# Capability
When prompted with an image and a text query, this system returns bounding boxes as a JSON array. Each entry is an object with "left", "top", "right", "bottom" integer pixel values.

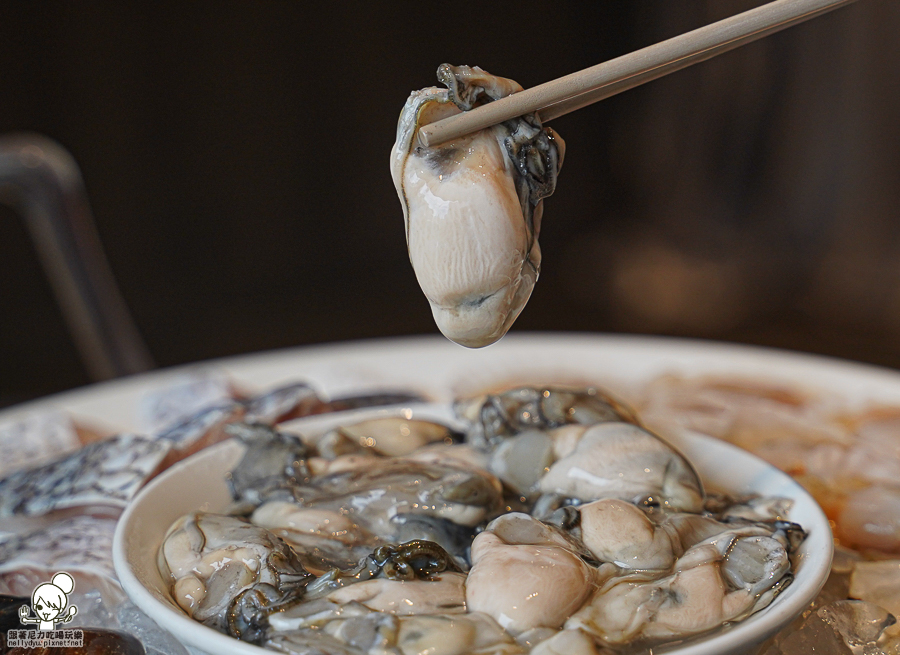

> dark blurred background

[{"left": 1, "top": 1, "right": 898, "bottom": 407}]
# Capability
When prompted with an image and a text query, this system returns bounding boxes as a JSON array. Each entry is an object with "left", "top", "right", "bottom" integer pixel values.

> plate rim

[{"left": 10, "top": 332, "right": 900, "bottom": 433}]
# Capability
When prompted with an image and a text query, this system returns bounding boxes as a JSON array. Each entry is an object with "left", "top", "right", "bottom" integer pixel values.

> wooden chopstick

[{"left": 417, "top": 0, "right": 859, "bottom": 148}]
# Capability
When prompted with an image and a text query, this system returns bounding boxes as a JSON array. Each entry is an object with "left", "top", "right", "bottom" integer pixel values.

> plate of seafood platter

[{"left": 3, "top": 334, "right": 899, "bottom": 655}]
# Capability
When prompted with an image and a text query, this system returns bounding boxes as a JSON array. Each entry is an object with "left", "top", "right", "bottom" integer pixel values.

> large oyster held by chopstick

[{"left": 391, "top": 64, "right": 565, "bottom": 348}]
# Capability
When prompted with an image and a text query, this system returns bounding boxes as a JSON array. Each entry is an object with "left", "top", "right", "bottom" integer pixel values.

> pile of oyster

[{"left": 159, "top": 387, "right": 804, "bottom": 655}]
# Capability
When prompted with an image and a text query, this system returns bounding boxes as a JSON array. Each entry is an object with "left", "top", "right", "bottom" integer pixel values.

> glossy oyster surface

[
  {"left": 159, "top": 387, "right": 805, "bottom": 653},
  {"left": 158, "top": 512, "right": 312, "bottom": 638},
  {"left": 391, "top": 65, "right": 564, "bottom": 348}
]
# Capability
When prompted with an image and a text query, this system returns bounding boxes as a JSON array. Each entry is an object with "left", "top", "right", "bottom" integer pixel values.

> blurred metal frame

[{"left": 0, "top": 133, "right": 154, "bottom": 380}]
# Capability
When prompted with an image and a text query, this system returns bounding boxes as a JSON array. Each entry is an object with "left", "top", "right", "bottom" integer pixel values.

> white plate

[
  {"left": 7, "top": 333, "right": 900, "bottom": 433},
  {"left": 106, "top": 334, "right": 842, "bottom": 655}
]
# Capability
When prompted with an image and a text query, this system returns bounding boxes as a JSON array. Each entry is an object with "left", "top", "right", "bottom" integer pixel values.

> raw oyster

[
  {"left": 316, "top": 417, "right": 459, "bottom": 458},
  {"left": 266, "top": 601, "right": 522, "bottom": 655},
  {"left": 251, "top": 502, "right": 378, "bottom": 573},
  {"left": 267, "top": 604, "right": 399, "bottom": 655},
  {"left": 457, "top": 386, "right": 700, "bottom": 511},
  {"left": 539, "top": 422, "right": 704, "bottom": 512},
  {"left": 326, "top": 571, "right": 467, "bottom": 615},
  {"left": 158, "top": 512, "right": 312, "bottom": 639},
  {"left": 157, "top": 387, "right": 430, "bottom": 468},
  {"left": 282, "top": 458, "right": 501, "bottom": 564},
  {"left": 567, "top": 517, "right": 796, "bottom": 646},
  {"left": 395, "top": 612, "right": 524, "bottom": 655},
  {"left": 457, "top": 386, "right": 638, "bottom": 448},
  {"left": 489, "top": 430, "right": 555, "bottom": 497},
  {"left": 159, "top": 385, "right": 806, "bottom": 653},
  {"left": 466, "top": 513, "right": 596, "bottom": 635},
  {"left": 529, "top": 629, "right": 601, "bottom": 655},
  {"left": 225, "top": 423, "right": 312, "bottom": 508},
  {"left": 229, "top": 423, "right": 502, "bottom": 567},
  {"left": 458, "top": 386, "right": 646, "bottom": 503},
  {"left": 404, "top": 442, "right": 490, "bottom": 473},
  {"left": 225, "top": 539, "right": 469, "bottom": 647},
  {"left": 391, "top": 64, "right": 564, "bottom": 348},
  {"left": 578, "top": 499, "right": 675, "bottom": 570}
]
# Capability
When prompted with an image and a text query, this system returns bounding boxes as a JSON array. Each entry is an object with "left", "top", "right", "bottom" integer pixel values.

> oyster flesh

[
  {"left": 158, "top": 512, "right": 311, "bottom": 639},
  {"left": 159, "top": 386, "right": 806, "bottom": 654},
  {"left": 391, "top": 64, "right": 564, "bottom": 348}
]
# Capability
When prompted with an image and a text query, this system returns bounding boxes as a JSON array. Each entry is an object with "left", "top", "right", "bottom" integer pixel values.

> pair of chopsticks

[{"left": 417, "top": 0, "right": 859, "bottom": 148}]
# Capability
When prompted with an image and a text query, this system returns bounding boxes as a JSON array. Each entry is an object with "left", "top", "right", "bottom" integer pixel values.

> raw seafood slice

[
  {"left": 138, "top": 370, "right": 237, "bottom": 435},
  {"left": 0, "top": 410, "right": 82, "bottom": 479},
  {"left": 0, "top": 514, "right": 121, "bottom": 604},
  {"left": 0, "top": 434, "right": 170, "bottom": 517}
]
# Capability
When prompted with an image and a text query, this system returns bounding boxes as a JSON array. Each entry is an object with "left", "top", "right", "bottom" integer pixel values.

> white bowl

[{"left": 114, "top": 398, "right": 832, "bottom": 655}]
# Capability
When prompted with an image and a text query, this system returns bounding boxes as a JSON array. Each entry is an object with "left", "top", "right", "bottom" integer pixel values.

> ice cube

[
  {"left": 116, "top": 601, "right": 190, "bottom": 655},
  {"left": 819, "top": 600, "right": 896, "bottom": 652},
  {"left": 850, "top": 561, "right": 900, "bottom": 617},
  {"left": 763, "top": 606, "right": 853, "bottom": 655},
  {"left": 850, "top": 560, "right": 900, "bottom": 642}
]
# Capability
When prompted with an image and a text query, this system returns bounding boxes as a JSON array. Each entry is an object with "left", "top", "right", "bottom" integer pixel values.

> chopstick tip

[{"left": 416, "top": 126, "right": 434, "bottom": 149}]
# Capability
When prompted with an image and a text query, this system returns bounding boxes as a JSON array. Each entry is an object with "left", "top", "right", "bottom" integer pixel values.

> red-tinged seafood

[
  {"left": 837, "top": 485, "right": 900, "bottom": 553},
  {"left": 391, "top": 65, "right": 564, "bottom": 348},
  {"left": 637, "top": 375, "right": 900, "bottom": 556}
]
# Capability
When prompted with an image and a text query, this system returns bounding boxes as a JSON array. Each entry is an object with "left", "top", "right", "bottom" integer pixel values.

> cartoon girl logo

[{"left": 18, "top": 571, "right": 78, "bottom": 631}]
